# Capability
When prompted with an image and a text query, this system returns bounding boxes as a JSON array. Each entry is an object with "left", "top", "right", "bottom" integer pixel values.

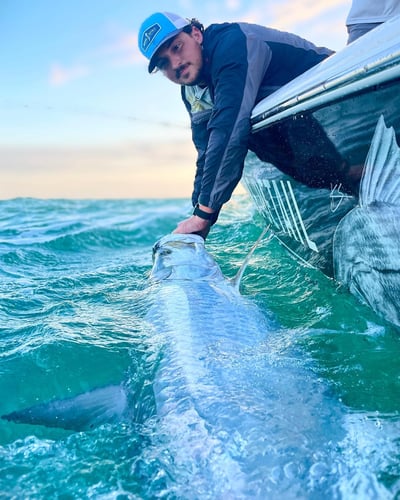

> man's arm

[{"left": 198, "top": 24, "right": 271, "bottom": 211}]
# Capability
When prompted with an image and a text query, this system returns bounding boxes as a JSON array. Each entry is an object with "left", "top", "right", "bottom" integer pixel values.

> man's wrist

[{"left": 193, "top": 203, "right": 214, "bottom": 221}]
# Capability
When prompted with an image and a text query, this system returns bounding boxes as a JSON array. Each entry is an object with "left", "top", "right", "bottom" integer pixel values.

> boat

[{"left": 242, "top": 15, "right": 400, "bottom": 326}]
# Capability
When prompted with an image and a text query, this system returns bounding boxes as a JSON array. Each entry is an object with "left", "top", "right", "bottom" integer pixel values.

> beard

[{"left": 176, "top": 62, "right": 205, "bottom": 86}]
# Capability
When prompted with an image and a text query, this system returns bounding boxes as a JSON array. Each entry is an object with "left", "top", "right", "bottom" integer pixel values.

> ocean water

[{"left": 0, "top": 195, "right": 400, "bottom": 498}]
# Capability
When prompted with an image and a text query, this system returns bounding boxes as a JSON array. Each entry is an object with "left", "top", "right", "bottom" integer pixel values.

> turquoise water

[{"left": 0, "top": 195, "right": 400, "bottom": 498}]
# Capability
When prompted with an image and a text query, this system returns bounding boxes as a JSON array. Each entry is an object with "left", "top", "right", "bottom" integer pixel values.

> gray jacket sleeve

[{"left": 198, "top": 26, "right": 271, "bottom": 211}]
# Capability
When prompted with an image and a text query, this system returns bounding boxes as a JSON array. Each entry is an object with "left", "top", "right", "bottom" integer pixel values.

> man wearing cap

[{"left": 138, "top": 12, "right": 333, "bottom": 238}]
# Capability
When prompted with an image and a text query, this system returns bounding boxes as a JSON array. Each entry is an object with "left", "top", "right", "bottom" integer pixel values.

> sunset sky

[{"left": 1, "top": 0, "right": 350, "bottom": 199}]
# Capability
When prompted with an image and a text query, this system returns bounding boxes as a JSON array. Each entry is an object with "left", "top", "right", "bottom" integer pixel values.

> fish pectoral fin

[{"left": 2, "top": 384, "right": 128, "bottom": 432}]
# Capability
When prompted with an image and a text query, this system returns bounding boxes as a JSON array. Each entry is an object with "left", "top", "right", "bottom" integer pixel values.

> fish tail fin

[
  {"left": 232, "top": 225, "right": 273, "bottom": 291},
  {"left": 360, "top": 115, "right": 400, "bottom": 207},
  {"left": 1, "top": 384, "right": 129, "bottom": 431}
]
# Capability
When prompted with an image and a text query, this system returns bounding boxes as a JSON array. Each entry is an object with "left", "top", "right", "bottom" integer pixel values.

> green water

[{"left": 0, "top": 195, "right": 399, "bottom": 498}]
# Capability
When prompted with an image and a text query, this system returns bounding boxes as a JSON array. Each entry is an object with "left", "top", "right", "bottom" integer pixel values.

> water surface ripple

[{"left": 0, "top": 196, "right": 399, "bottom": 498}]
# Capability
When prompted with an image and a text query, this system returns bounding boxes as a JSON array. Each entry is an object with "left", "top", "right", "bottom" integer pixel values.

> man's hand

[{"left": 173, "top": 215, "right": 211, "bottom": 239}]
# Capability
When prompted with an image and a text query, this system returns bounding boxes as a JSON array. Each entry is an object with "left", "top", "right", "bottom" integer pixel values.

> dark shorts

[{"left": 346, "top": 22, "right": 381, "bottom": 44}]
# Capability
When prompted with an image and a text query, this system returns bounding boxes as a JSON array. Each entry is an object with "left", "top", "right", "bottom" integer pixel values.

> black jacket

[{"left": 181, "top": 22, "right": 333, "bottom": 213}]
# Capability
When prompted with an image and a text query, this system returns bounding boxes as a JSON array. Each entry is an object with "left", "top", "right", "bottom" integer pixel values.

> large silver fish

[
  {"left": 3, "top": 233, "right": 346, "bottom": 497},
  {"left": 334, "top": 116, "right": 400, "bottom": 327},
  {"left": 136, "top": 233, "right": 348, "bottom": 497}
]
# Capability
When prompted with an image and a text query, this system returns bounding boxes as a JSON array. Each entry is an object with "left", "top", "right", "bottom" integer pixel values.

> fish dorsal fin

[
  {"left": 231, "top": 225, "right": 273, "bottom": 292},
  {"left": 360, "top": 115, "right": 400, "bottom": 207}
]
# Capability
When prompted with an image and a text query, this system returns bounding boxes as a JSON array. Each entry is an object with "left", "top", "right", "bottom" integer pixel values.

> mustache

[{"left": 175, "top": 63, "right": 189, "bottom": 79}]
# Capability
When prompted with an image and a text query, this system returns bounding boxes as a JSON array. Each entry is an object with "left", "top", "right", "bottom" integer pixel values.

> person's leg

[{"left": 347, "top": 22, "right": 381, "bottom": 44}]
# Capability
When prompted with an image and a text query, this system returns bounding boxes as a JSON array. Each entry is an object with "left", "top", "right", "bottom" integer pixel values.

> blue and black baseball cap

[{"left": 138, "top": 12, "right": 191, "bottom": 73}]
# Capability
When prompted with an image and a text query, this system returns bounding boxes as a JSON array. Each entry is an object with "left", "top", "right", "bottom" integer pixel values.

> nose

[{"left": 169, "top": 53, "right": 182, "bottom": 70}]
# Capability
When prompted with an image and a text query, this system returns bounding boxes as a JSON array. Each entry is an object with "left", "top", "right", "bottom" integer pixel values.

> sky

[{"left": 1, "top": 0, "right": 350, "bottom": 199}]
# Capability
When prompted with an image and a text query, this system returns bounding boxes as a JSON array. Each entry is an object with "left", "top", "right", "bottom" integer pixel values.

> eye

[{"left": 172, "top": 40, "right": 183, "bottom": 53}]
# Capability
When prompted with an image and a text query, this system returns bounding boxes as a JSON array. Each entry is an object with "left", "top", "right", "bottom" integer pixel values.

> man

[
  {"left": 346, "top": 0, "right": 400, "bottom": 44},
  {"left": 138, "top": 12, "right": 333, "bottom": 238}
]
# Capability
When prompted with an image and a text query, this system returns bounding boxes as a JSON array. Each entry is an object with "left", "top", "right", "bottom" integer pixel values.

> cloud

[
  {"left": 225, "top": 0, "right": 241, "bottom": 11},
  {"left": 270, "top": 0, "right": 348, "bottom": 29},
  {"left": 178, "top": 0, "right": 196, "bottom": 11},
  {"left": 0, "top": 139, "right": 197, "bottom": 199},
  {"left": 237, "top": 0, "right": 348, "bottom": 50},
  {"left": 0, "top": 138, "right": 246, "bottom": 199},
  {"left": 48, "top": 29, "right": 143, "bottom": 86},
  {"left": 49, "top": 63, "right": 91, "bottom": 87},
  {"left": 98, "top": 31, "right": 143, "bottom": 67}
]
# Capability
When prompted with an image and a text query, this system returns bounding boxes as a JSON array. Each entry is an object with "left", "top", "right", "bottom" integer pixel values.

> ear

[{"left": 191, "top": 26, "right": 204, "bottom": 44}]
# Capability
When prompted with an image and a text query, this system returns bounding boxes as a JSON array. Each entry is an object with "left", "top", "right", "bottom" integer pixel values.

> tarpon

[
  {"left": 3, "top": 232, "right": 347, "bottom": 497},
  {"left": 334, "top": 116, "right": 400, "bottom": 327},
  {"left": 132, "top": 234, "right": 346, "bottom": 497}
]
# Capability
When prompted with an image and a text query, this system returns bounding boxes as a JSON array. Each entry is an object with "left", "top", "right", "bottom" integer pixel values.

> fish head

[{"left": 150, "top": 233, "right": 224, "bottom": 282}]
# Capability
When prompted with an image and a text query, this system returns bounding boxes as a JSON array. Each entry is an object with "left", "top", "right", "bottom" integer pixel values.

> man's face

[{"left": 153, "top": 27, "right": 204, "bottom": 85}]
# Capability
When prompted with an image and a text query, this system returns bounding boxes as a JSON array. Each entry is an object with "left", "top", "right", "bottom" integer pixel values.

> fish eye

[{"left": 160, "top": 248, "right": 172, "bottom": 256}]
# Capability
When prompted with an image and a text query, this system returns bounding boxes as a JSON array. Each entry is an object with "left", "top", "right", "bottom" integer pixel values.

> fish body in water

[
  {"left": 334, "top": 116, "right": 400, "bottom": 326},
  {"left": 146, "top": 234, "right": 345, "bottom": 497}
]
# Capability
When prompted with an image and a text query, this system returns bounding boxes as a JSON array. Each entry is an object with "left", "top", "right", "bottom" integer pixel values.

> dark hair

[{"left": 183, "top": 18, "right": 204, "bottom": 34}]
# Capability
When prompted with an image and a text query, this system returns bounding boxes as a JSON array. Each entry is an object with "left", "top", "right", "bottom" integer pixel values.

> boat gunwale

[
  {"left": 251, "top": 65, "right": 400, "bottom": 132},
  {"left": 251, "top": 15, "right": 400, "bottom": 131}
]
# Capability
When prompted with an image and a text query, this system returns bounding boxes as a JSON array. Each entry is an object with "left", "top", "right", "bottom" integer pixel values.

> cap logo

[{"left": 141, "top": 23, "right": 161, "bottom": 52}]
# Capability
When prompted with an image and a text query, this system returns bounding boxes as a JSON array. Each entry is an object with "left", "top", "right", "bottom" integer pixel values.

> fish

[
  {"left": 130, "top": 233, "right": 347, "bottom": 497},
  {"left": 334, "top": 115, "right": 400, "bottom": 327},
  {"left": 2, "top": 232, "right": 346, "bottom": 497}
]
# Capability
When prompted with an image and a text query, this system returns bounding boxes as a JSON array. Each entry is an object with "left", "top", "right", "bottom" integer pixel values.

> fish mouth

[
  {"left": 150, "top": 233, "right": 221, "bottom": 282},
  {"left": 152, "top": 233, "right": 205, "bottom": 257}
]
